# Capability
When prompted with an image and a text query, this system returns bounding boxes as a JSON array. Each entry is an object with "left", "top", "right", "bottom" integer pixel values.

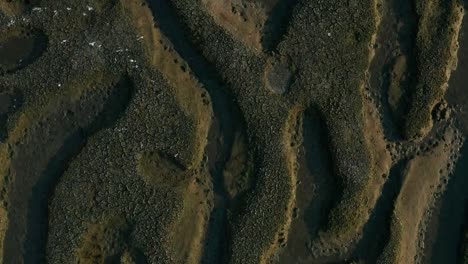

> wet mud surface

[{"left": 0, "top": 0, "right": 468, "bottom": 263}]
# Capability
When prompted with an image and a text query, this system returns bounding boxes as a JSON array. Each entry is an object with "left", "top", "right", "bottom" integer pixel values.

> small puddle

[{"left": 0, "top": 30, "right": 47, "bottom": 74}]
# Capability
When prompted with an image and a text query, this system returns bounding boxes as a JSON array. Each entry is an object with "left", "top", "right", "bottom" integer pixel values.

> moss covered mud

[{"left": 1, "top": 0, "right": 468, "bottom": 263}]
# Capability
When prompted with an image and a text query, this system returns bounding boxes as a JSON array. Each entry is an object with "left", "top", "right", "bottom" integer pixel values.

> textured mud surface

[{"left": 0, "top": 0, "right": 467, "bottom": 263}]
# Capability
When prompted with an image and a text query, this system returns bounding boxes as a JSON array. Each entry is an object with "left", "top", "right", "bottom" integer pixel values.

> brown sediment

[
  {"left": 201, "top": 0, "right": 271, "bottom": 52},
  {"left": 136, "top": 151, "right": 188, "bottom": 188},
  {"left": 0, "top": 142, "right": 10, "bottom": 263},
  {"left": 360, "top": 84, "right": 393, "bottom": 220},
  {"left": 378, "top": 127, "right": 462, "bottom": 264},
  {"left": 1, "top": 0, "right": 466, "bottom": 262},
  {"left": 369, "top": 0, "right": 383, "bottom": 64},
  {"left": 322, "top": 0, "right": 391, "bottom": 250},
  {"left": 0, "top": 0, "right": 30, "bottom": 16},
  {"left": 168, "top": 173, "right": 211, "bottom": 264},
  {"left": 122, "top": 0, "right": 212, "bottom": 169},
  {"left": 344, "top": 0, "right": 391, "bottom": 242}
]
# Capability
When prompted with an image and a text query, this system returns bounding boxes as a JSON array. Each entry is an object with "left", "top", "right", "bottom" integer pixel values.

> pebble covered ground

[{"left": 0, "top": 0, "right": 467, "bottom": 263}]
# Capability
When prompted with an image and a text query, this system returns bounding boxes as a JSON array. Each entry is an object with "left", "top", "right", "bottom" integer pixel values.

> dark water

[
  {"left": 447, "top": 3, "right": 468, "bottom": 135},
  {"left": 0, "top": 36, "right": 35, "bottom": 65},
  {"left": 428, "top": 6, "right": 468, "bottom": 263},
  {"left": 0, "top": 32, "right": 47, "bottom": 74}
]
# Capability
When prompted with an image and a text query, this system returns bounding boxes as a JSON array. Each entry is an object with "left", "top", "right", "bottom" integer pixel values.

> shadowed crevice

[
  {"left": 369, "top": 0, "right": 418, "bottom": 141},
  {"left": 302, "top": 108, "right": 340, "bottom": 241},
  {"left": 261, "top": 0, "right": 300, "bottom": 53},
  {"left": 0, "top": 89, "right": 23, "bottom": 142},
  {"left": 0, "top": 29, "right": 48, "bottom": 75},
  {"left": 145, "top": 1, "right": 256, "bottom": 262},
  {"left": 429, "top": 144, "right": 468, "bottom": 264},
  {"left": 350, "top": 160, "right": 406, "bottom": 263}
]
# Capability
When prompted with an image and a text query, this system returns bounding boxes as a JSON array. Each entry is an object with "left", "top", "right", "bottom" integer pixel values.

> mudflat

[{"left": 0, "top": 0, "right": 467, "bottom": 263}]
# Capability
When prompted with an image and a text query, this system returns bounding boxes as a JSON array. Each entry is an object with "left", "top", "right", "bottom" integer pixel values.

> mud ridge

[
  {"left": 23, "top": 130, "right": 86, "bottom": 263},
  {"left": 22, "top": 76, "right": 134, "bottom": 263},
  {"left": 145, "top": 1, "right": 255, "bottom": 262},
  {"left": 2, "top": 75, "right": 133, "bottom": 263}
]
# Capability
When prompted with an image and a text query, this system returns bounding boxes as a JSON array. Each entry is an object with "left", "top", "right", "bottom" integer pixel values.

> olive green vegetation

[
  {"left": 172, "top": 0, "right": 379, "bottom": 262},
  {"left": 0, "top": 69, "right": 124, "bottom": 262},
  {"left": 0, "top": 0, "right": 204, "bottom": 262},
  {"left": 403, "top": 0, "right": 463, "bottom": 139},
  {"left": 1, "top": 0, "right": 464, "bottom": 262}
]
